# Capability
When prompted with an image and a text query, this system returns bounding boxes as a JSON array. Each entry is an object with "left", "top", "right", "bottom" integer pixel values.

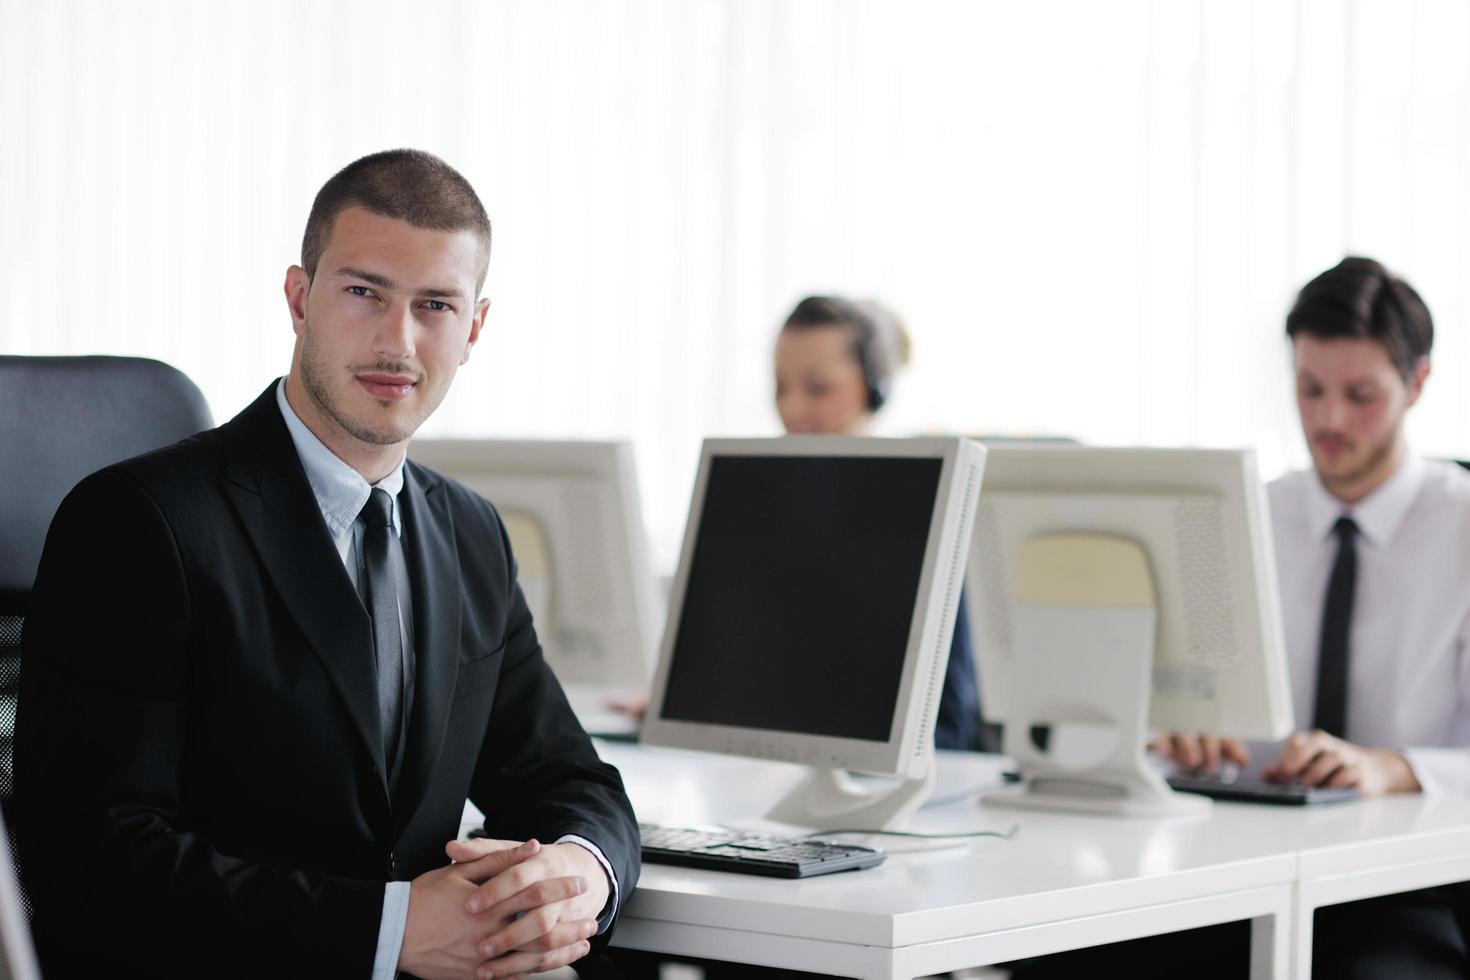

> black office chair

[{"left": 0, "top": 355, "right": 212, "bottom": 917}]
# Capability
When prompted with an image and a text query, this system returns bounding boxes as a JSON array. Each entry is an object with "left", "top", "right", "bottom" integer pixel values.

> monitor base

[
  {"left": 983, "top": 770, "right": 1211, "bottom": 818},
  {"left": 767, "top": 765, "right": 937, "bottom": 831}
]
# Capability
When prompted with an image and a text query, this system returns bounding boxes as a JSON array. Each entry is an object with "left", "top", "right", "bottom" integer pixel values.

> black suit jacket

[{"left": 16, "top": 383, "right": 640, "bottom": 977}]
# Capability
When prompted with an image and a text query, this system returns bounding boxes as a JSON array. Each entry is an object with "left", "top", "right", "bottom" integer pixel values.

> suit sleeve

[
  {"left": 465, "top": 508, "right": 641, "bottom": 943},
  {"left": 16, "top": 470, "right": 384, "bottom": 978}
]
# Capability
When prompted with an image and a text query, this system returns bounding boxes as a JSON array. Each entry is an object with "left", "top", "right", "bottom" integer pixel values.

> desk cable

[{"left": 802, "top": 824, "right": 1019, "bottom": 842}]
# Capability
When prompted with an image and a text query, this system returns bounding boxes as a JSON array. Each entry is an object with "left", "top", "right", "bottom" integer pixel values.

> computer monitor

[
  {"left": 967, "top": 445, "right": 1294, "bottom": 816},
  {"left": 641, "top": 436, "right": 987, "bottom": 830},
  {"left": 407, "top": 440, "right": 663, "bottom": 727}
]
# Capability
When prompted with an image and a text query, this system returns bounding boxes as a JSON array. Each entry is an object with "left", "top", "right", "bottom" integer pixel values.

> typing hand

[
  {"left": 398, "top": 840, "right": 564, "bottom": 980},
  {"left": 1150, "top": 733, "right": 1250, "bottom": 772},
  {"left": 1262, "top": 730, "right": 1420, "bottom": 796},
  {"left": 446, "top": 837, "right": 609, "bottom": 980},
  {"left": 609, "top": 694, "right": 648, "bottom": 723}
]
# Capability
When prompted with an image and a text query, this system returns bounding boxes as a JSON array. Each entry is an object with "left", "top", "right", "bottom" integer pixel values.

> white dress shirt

[
  {"left": 273, "top": 381, "right": 617, "bottom": 978},
  {"left": 1269, "top": 455, "right": 1470, "bottom": 796}
]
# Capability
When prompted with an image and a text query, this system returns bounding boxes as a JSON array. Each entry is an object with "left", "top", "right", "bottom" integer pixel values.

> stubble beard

[
  {"left": 298, "top": 322, "right": 422, "bottom": 447},
  {"left": 1314, "top": 422, "right": 1402, "bottom": 496}
]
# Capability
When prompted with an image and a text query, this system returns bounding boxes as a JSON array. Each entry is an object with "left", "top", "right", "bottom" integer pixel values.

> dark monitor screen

[{"left": 659, "top": 455, "right": 943, "bottom": 741}]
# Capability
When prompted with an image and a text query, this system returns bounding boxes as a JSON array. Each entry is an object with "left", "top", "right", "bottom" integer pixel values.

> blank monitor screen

[{"left": 659, "top": 455, "right": 942, "bottom": 741}]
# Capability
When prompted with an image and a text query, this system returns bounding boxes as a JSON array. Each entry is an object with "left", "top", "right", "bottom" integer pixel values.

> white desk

[
  {"left": 1289, "top": 795, "right": 1470, "bottom": 979},
  {"left": 600, "top": 743, "right": 1470, "bottom": 979}
]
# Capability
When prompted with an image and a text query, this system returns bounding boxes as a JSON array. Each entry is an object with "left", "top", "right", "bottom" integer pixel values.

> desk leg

[
  {"left": 861, "top": 957, "right": 902, "bottom": 980},
  {"left": 1249, "top": 905, "right": 1289, "bottom": 980},
  {"left": 1291, "top": 884, "right": 1314, "bottom": 980}
]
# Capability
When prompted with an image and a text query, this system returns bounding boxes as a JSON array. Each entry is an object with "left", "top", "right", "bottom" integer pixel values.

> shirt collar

[
  {"left": 274, "top": 378, "right": 405, "bottom": 539},
  {"left": 1304, "top": 454, "right": 1424, "bottom": 547}
]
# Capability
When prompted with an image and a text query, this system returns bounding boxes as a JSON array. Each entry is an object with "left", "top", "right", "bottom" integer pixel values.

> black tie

[
  {"left": 360, "top": 488, "right": 404, "bottom": 779},
  {"left": 1313, "top": 516, "right": 1358, "bottom": 738}
]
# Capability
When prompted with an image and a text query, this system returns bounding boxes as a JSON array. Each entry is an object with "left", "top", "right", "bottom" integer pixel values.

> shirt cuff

[
  {"left": 1402, "top": 746, "right": 1470, "bottom": 797},
  {"left": 556, "top": 834, "right": 619, "bottom": 933},
  {"left": 372, "top": 880, "right": 412, "bottom": 979}
]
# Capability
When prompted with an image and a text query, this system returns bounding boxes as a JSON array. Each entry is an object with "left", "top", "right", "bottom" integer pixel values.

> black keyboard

[
  {"left": 1168, "top": 771, "right": 1360, "bottom": 806},
  {"left": 639, "top": 823, "right": 886, "bottom": 878}
]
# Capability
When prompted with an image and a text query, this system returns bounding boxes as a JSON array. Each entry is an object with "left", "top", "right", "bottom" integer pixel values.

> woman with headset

[
  {"left": 610, "top": 298, "right": 993, "bottom": 980},
  {"left": 773, "top": 295, "right": 994, "bottom": 751}
]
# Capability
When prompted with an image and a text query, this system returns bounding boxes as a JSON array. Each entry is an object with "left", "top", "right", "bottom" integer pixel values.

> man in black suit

[{"left": 16, "top": 149, "right": 639, "bottom": 979}]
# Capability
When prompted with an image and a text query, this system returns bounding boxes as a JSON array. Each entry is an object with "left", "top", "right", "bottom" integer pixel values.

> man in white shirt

[{"left": 1162, "top": 256, "right": 1470, "bottom": 977}]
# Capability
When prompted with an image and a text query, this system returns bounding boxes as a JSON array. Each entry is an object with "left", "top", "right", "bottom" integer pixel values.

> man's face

[
  {"left": 284, "top": 207, "right": 488, "bottom": 452},
  {"left": 1293, "top": 334, "right": 1426, "bottom": 492}
]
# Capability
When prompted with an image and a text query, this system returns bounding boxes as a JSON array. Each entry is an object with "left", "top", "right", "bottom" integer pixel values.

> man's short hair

[
  {"left": 301, "top": 149, "right": 492, "bottom": 292},
  {"left": 1286, "top": 256, "right": 1433, "bottom": 379}
]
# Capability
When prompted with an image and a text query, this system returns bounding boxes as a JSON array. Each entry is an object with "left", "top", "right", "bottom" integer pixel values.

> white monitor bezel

[
  {"left": 641, "top": 436, "right": 986, "bottom": 778},
  {"left": 967, "top": 445, "right": 1293, "bottom": 740}
]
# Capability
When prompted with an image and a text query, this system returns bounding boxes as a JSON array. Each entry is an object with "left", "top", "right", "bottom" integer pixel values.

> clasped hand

[
  {"left": 1152, "top": 730, "right": 1420, "bottom": 796},
  {"left": 398, "top": 836, "right": 610, "bottom": 980}
]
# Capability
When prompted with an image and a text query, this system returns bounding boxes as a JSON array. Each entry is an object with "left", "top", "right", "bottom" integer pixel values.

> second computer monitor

[
  {"left": 407, "top": 439, "right": 662, "bottom": 702},
  {"left": 967, "top": 446, "right": 1294, "bottom": 816}
]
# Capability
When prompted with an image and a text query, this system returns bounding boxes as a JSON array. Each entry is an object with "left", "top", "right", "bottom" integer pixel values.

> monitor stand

[
  {"left": 767, "top": 764, "right": 937, "bottom": 831},
  {"left": 983, "top": 533, "right": 1210, "bottom": 819}
]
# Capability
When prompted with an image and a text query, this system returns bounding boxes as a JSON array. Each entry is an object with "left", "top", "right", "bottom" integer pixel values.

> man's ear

[
  {"left": 284, "top": 266, "right": 311, "bottom": 336},
  {"left": 462, "top": 297, "right": 490, "bottom": 365},
  {"left": 1406, "top": 355, "right": 1431, "bottom": 407}
]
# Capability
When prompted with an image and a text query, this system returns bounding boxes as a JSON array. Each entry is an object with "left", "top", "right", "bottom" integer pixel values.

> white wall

[{"left": 3, "top": 0, "right": 1468, "bottom": 565}]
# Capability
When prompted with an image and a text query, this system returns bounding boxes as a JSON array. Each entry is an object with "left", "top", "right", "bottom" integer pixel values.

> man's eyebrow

[
  {"left": 418, "top": 286, "right": 466, "bottom": 300},
  {"left": 333, "top": 267, "right": 464, "bottom": 300},
  {"left": 334, "top": 267, "right": 397, "bottom": 290}
]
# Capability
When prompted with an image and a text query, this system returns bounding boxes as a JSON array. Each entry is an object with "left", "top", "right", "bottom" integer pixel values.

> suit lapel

[
  {"left": 219, "top": 386, "right": 391, "bottom": 798},
  {"left": 393, "top": 461, "right": 463, "bottom": 831}
]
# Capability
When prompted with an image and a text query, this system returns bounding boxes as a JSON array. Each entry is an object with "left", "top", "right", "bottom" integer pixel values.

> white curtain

[{"left": 3, "top": 0, "right": 1468, "bottom": 566}]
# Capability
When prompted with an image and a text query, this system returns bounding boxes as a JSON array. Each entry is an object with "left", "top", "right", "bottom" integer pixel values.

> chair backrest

[
  {"left": 0, "top": 355, "right": 213, "bottom": 606},
  {"left": 0, "top": 355, "right": 212, "bottom": 929}
]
